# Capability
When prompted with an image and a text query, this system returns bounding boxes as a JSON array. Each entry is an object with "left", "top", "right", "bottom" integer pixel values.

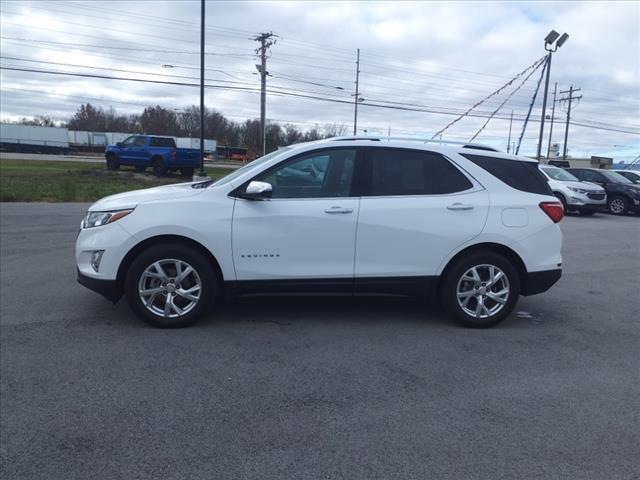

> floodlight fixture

[
  {"left": 556, "top": 33, "right": 569, "bottom": 48},
  {"left": 544, "top": 30, "right": 560, "bottom": 45}
]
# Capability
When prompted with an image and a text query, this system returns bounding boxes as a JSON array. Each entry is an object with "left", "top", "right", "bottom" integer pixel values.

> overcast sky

[{"left": 0, "top": 0, "right": 638, "bottom": 161}]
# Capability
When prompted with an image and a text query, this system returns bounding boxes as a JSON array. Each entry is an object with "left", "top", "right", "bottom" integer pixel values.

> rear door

[{"left": 354, "top": 148, "right": 489, "bottom": 288}]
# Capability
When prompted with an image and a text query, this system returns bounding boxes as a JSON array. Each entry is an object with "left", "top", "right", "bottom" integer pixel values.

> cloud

[{"left": 0, "top": 0, "right": 638, "bottom": 161}]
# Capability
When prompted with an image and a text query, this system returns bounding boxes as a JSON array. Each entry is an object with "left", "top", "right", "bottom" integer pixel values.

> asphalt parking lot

[{"left": 1, "top": 203, "right": 638, "bottom": 480}]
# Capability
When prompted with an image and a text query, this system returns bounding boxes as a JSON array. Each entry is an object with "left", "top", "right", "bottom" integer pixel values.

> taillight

[
  {"left": 171, "top": 149, "right": 176, "bottom": 160},
  {"left": 539, "top": 201, "right": 564, "bottom": 223}
]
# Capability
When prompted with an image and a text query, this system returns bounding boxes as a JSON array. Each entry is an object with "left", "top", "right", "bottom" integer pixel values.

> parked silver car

[{"left": 539, "top": 165, "right": 606, "bottom": 215}]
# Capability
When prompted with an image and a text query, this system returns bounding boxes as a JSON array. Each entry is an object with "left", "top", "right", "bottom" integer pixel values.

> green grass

[{"left": 0, "top": 159, "right": 231, "bottom": 202}]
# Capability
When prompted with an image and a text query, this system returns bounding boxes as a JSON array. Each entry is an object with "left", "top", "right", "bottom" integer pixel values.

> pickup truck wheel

[
  {"left": 106, "top": 154, "right": 119, "bottom": 171},
  {"left": 152, "top": 158, "right": 167, "bottom": 177},
  {"left": 180, "top": 167, "right": 194, "bottom": 177},
  {"left": 134, "top": 166, "right": 146, "bottom": 173},
  {"left": 441, "top": 252, "right": 520, "bottom": 328},
  {"left": 124, "top": 244, "right": 217, "bottom": 328}
]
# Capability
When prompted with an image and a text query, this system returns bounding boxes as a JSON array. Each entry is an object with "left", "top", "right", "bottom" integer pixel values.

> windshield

[
  {"left": 212, "top": 147, "right": 292, "bottom": 187},
  {"left": 601, "top": 170, "right": 633, "bottom": 184},
  {"left": 541, "top": 166, "right": 579, "bottom": 182}
]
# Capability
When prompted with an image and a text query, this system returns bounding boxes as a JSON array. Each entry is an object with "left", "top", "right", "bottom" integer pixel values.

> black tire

[
  {"left": 106, "top": 154, "right": 120, "bottom": 171},
  {"left": 180, "top": 167, "right": 195, "bottom": 178},
  {"left": 152, "top": 158, "right": 167, "bottom": 177},
  {"left": 124, "top": 244, "right": 217, "bottom": 328},
  {"left": 441, "top": 251, "right": 520, "bottom": 328},
  {"left": 134, "top": 165, "right": 146, "bottom": 173},
  {"left": 607, "top": 195, "right": 628, "bottom": 215},
  {"left": 554, "top": 192, "right": 568, "bottom": 212}
]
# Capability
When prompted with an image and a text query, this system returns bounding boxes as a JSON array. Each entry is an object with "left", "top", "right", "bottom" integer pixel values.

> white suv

[
  {"left": 539, "top": 164, "right": 607, "bottom": 215},
  {"left": 76, "top": 138, "right": 564, "bottom": 328}
]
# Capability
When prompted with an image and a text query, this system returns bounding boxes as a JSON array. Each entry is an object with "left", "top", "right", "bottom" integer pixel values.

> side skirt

[{"left": 224, "top": 276, "right": 439, "bottom": 298}]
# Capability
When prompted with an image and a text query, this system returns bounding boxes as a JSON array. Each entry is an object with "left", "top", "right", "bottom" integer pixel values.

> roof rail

[{"left": 326, "top": 135, "right": 499, "bottom": 152}]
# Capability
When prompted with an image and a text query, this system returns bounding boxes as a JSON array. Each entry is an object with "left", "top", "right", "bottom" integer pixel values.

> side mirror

[
  {"left": 116, "top": 142, "right": 123, "bottom": 147},
  {"left": 239, "top": 181, "right": 272, "bottom": 200}
]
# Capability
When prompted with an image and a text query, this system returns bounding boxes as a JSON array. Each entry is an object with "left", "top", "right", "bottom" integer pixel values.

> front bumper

[
  {"left": 77, "top": 269, "right": 121, "bottom": 303},
  {"left": 521, "top": 268, "right": 562, "bottom": 296},
  {"left": 566, "top": 191, "right": 606, "bottom": 209},
  {"left": 576, "top": 204, "right": 607, "bottom": 213}
]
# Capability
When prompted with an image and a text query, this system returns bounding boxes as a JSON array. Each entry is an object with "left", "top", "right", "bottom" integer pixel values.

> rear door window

[
  {"left": 572, "top": 169, "right": 602, "bottom": 183},
  {"left": 363, "top": 148, "right": 473, "bottom": 196},
  {"left": 460, "top": 154, "right": 552, "bottom": 195},
  {"left": 150, "top": 137, "right": 176, "bottom": 147}
]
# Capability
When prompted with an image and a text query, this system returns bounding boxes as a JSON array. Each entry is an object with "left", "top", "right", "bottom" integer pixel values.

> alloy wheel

[
  {"left": 456, "top": 264, "right": 510, "bottom": 319},
  {"left": 138, "top": 259, "right": 202, "bottom": 318},
  {"left": 609, "top": 198, "right": 625, "bottom": 214}
]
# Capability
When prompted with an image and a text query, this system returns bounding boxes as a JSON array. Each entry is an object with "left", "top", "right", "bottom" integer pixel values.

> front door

[
  {"left": 127, "top": 136, "right": 148, "bottom": 165},
  {"left": 232, "top": 148, "right": 359, "bottom": 288},
  {"left": 117, "top": 136, "right": 137, "bottom": 161}
]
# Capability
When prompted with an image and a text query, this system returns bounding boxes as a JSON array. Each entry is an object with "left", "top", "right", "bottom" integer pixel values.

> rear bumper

[
  {"left": 521, "top": 269, "right": 562, "bottom": 296},
  {"left": 77, "top": 269, "right": 120, "bottom": 303}
]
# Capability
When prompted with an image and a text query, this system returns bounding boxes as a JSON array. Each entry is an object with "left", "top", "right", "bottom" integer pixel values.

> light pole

[
  {"left": 198, "top": 0, "right": 206, "bottom": 177},
  {"left": 536, "top": 30, "right": 568, "bottom": 161}
]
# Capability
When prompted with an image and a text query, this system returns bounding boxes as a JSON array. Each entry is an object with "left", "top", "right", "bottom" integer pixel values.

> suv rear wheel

[
  {"left": 441, "top": 252, "right": 520, "bottom": 328},
  {"left": 124, "top": 244, "right": 217, "bottom": 328}
]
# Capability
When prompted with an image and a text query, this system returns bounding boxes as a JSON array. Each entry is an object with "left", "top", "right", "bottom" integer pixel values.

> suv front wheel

[
  {"left": 441, "top": 252, "right": 520, "bottom": 328},
  {"left": 124, "top": 244, "right": 217, "bottom": 327}
]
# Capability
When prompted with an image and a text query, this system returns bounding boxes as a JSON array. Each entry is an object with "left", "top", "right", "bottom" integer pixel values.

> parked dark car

[
  {"left": 105, "top": 135, "right": 200, "bottom": 177},
  {"left": 547, "top": 160, "right": 570, "bottom": 168},
  {"left": 566, "top": 168, "right": 640, "bottom": 215},
  {"left": 616, "top": 170, "right": 640, "bottom": 185}
]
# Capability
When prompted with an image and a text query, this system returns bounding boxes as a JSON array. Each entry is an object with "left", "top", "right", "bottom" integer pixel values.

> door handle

[
  {"left": 447, "top": 203, "right": 474, "bottom": 211},
  {"left": 324, "top": 206, "right": 353, "bottom": 214}
]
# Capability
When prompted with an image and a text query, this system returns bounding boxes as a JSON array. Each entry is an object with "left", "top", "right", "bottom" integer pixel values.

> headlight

[
  {"left": 83, "top": 209, "right": 133, "bottom": 228},
  {"left": 567, "top": 186, "right": 588, "bottom": 194}
]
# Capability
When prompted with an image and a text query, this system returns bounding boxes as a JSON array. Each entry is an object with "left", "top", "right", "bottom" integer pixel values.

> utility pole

[
  {"left": 197, "top": 0, "right": 206, "bottom": 177},
  {"left": 545, "top": 82, "right": 558, "bottom": 160},
  {"left": 353, "top": 48, "right": 360, "bottom": 135},
  {"left": 559, "top": 85, "right": 582, "bottom": 160},
  {"left": 254, "top": 32, "right": 277, "bottom": 156},
  {"left": 507, "top": 110, "right": 513, "bottom": 153}
]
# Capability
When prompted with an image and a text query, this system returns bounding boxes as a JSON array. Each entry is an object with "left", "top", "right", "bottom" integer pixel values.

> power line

[{"left": 2, "top": 65, "right": 638, "bottom": 136}]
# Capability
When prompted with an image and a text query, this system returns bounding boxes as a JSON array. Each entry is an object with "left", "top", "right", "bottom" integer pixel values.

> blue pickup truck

[{"left": 105, "top": 135, "right": 201, "bottom": 177}]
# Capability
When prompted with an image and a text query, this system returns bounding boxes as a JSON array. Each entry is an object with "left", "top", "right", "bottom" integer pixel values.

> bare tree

[
  {"left": 323, "top": 123, "right": 348, "bottom": 138},
  {"left": 139, "top": 105, "right": 179, "bottom": 136}
]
